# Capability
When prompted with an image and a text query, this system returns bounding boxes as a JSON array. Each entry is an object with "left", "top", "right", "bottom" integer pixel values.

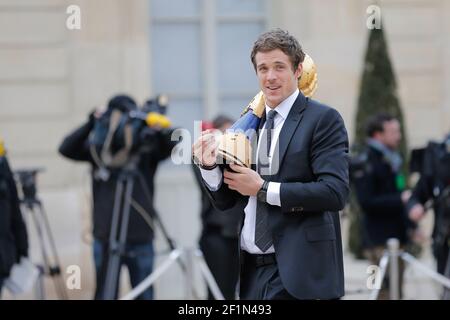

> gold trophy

[{"left": 216, "top": 54, "right": 318, "bottom": 168}]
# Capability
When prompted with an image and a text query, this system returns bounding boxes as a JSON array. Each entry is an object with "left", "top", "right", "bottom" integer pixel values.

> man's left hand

[{"left": 223, "top": 163, "right": 264, "bottom": 196}]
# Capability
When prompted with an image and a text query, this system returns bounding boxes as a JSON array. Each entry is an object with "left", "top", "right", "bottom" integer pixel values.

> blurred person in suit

[
  {"left": 0, "top": 139, "right": 28, "bottom": 296},
  {"left": 193, "top": 115, "right": 244, "bottom": 300},
  {"left": 353, "top": 113, "right": 414, "bottom": 299},
  {"left": 58, "top": 95, "right": 178, "bottom": 299}
]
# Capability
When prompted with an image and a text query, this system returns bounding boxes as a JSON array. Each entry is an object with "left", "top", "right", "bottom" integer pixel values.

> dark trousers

[
  {"left": 93, "top": 239, "right": 154, "bottom": 300},
  {"left": 0, "top": 277, "right": 4, "bottom": 298},
  {"left": 199, "top": 227, "right": 239, "bottom": 300},
  {"left": 435, "top": 240, "right": 450, "bottom": 275},
  {"left": 239, "top": 251, "right": 296, "bottom": 300}
]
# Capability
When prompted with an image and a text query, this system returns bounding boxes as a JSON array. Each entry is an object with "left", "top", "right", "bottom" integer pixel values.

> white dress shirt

[{"left": 200, "top": 89, "right": 299, "bottom": 254}]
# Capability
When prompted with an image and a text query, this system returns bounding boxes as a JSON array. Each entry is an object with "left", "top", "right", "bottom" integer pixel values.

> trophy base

[
  {"left": 217, "top": 132, "right": 253, "bottom": 168},
  {"left": 216, "top": 150, "right": 247, "bottom": 168}
]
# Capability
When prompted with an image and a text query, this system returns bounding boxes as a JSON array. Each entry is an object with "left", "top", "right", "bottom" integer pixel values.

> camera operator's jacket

[
  {"left": 0, "top": 157, "right": 28, "bottom": 276},
  {"left": 406, "top": 137, "right": 450, "bottom": 272},
  {"left": 58, "top": 118, "right": 177, "bottom": 243}
]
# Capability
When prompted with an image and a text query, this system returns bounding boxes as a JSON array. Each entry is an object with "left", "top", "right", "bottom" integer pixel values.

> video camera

[
  {"left": 410, "top": 134, "right": 450, "bottom": 183},
  {"left": 142, "top": 95, "right": 168, "bottom": 115},
  {"left": 88, "top": 94, "right": 174, "bottom": 170}
]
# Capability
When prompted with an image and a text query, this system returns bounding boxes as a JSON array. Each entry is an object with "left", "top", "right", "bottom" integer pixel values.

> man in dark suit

[
  {"left": 353, "top": 113, "right": 414, "bottom": 299},
  {"left": 0, "top": 151, "right": 28, "bottom": 295},
  {"left": 192, "top": 29, "right": 349, "bottom": 300}
]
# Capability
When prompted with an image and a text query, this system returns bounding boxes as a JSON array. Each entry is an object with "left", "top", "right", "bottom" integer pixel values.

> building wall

[
  {"left": 0, "top": 0, "right": 157, "bottom": 299},
  {"left": 271, "top": 0, "right": 450, "bottom": 147},
  {"left": 0, "top": 0, "right": 449, "bottom": 299}
]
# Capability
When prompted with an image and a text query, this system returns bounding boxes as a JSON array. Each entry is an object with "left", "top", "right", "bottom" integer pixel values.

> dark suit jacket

[
  {"left": 406, "top": 139, "right": 450, "bottom": 249},
  {"left": 353, "top": 146, "right": 410, "bottom": 247},
  {"left": 0, "top": 157, "right": 28, "bottom": 276},
  {"left": 203, "top": 92, "right": 349, "bottom": 299}
]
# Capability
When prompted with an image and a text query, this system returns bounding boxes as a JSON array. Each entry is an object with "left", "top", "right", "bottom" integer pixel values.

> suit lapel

[
  {"left": 252, "top": 111, "right": 266, "bottom": 171},
  {"left": 276, "top": 93, "right": 308, "bottom": 169},
  {"left": 258, "top": 111, "right": 266, "bottom": 130}
]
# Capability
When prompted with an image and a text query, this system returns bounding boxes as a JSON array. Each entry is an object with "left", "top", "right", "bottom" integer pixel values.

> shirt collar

[{"left": 265, "top": 88, "right": 299, "bottom": 121}]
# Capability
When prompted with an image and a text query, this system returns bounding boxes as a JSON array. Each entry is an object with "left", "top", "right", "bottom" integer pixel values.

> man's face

[
  {"left": 255, "top": 49, "right": 302, "bottom": 108},
  {"left": 376, "top": 119, "right": 402, "bottom": 150}
]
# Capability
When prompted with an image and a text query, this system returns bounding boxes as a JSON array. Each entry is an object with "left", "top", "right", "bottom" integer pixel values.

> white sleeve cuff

[
  {"left": 199, "top": 166, "right": 223, "bottom": 192},
  {"left": 267, "top": 182, "right": 281, "bottom": 206}
]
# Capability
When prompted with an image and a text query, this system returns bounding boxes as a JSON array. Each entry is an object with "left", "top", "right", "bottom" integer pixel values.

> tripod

[
  {"left": 100, "top": 156, "right": 224, "bottom": 300},
  {"left": 14, "top": 169, "right": 68, "bottom": 300},
  {"left": 100, "top": 161, "right": 141, "bottom": 300}
]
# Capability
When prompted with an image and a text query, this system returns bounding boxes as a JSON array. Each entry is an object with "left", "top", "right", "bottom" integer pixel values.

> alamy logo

[
  {"left": 366, "top": 265, "right": 382, "bottom": 290},
  {"left": 66, "top": 265, "right": 81, "bottom": 290},
  {"left": 366, "top": 5, "right": 381, "bottom": 30},
  {"left": 66, "top": 5, "right": 81, "bottom": 30}
]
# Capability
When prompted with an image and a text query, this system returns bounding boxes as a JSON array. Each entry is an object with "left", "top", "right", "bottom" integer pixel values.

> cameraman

[
  {"left": 0, "top": 140, "right": 28, "bottom": 296},
  {"left": 407, "top": 133, "right": 450, "bottom": 276},
  {"left": 58, "top": 95, "right": 177, "bottom": 300},
  {"left": 353, "top": 113, "right": 413, "bottom": 299}
]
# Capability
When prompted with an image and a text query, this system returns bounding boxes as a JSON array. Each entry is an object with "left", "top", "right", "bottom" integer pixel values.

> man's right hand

[
  {"left": 409, "top": 203, "right": 425, "bottom": 222},
  {"left": 93, "top": 105, "right": 106, "bottom": 119},
  {"left": 192, "top": 129, "right": 219, "bottom": 168},
  {"left": 89, "top": 105, "right": 106, "bottom": 123}
]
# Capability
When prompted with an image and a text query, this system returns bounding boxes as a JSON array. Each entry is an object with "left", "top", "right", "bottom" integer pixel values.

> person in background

[
  {"left": 407, "top": 132, "right": 450, "bottom": 276},
  {"left": 192, "top": 115, "right": 243, "bottom": 300},
  {"left": 0, "top": 139, "right": 28, "bottom": 297},
  {"left": 58, "top": 95, "right": 178, "bottom": 299},
  {"left": 353, "top": 113, "right": 414, "bottom": 299}
]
